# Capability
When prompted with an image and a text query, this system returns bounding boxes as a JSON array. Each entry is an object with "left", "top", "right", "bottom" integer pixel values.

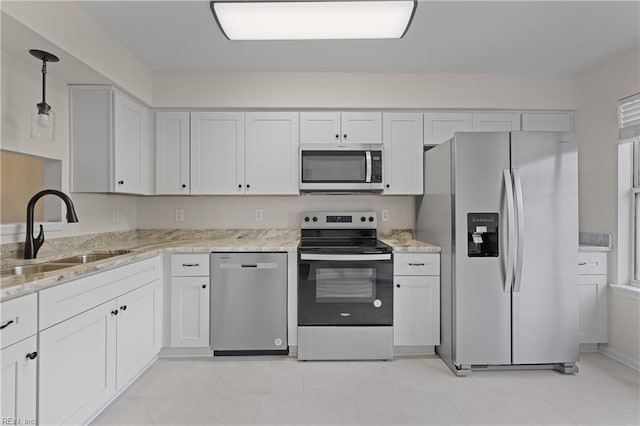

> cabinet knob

[
  {"left": 335, "top": 134, "right": 340, "bottom": 139},
  {"left": 238, "top": 184, "right": 242, "bottom": 189},
  {"left": 182, "top": 184, "right": 187, "bottom": 189},
  {"left": 111, "top": 309, "right": 119, "bottom": 316},
  {"left": 117, "top": 180, "right": 124, "bottom": 185},
  {"left": 246, "top": 184, "right": 250, "bottom": 189},
  {"left": 202, "top": 284, "right": 207, "bottom": 289},
  {"left": 26, "top": 351, "right": 38, "bottom": 360},
  {"left": 396, "top": 284, "right": 401, "bottom": 288},
  {"left": 386, "top": 184, "right": 390, "bottom": 188},
  {"left": 120, "top": 305, "right": 127, "bottom": 311},
  {"left": 343, "top": 134, "right": 348, "bottom": 139}
]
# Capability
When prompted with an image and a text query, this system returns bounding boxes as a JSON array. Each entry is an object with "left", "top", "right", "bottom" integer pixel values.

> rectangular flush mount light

[{"left": 210, "top": 0, "right": 417, "bottom": 40}]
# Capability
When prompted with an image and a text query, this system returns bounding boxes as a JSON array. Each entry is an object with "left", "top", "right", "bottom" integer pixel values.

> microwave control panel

[{"left": 371, "top": 151, "right": 383, "bottom": 183}]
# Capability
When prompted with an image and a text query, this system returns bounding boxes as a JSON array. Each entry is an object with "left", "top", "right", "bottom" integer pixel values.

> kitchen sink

[
  {"left": 1, "top": 263, "right": 74, "bottom": 276},
  {"left": 55, "top": 251, "right": 132, "bottom": 264},
  {"left": 1, "top": 250, "right": 132, "bottom": 276}
]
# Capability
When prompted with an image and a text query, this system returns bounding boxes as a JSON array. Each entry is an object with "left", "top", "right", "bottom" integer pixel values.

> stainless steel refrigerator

[{"left": 416, "top": 131, "right": 579, "bottom": 376}]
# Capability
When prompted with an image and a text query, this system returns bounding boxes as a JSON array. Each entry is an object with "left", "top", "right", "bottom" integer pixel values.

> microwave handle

[{"left": 365, "top": 151, "right": 372, "bottom": 183}]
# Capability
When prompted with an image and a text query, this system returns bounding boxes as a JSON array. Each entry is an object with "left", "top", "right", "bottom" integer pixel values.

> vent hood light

[{"left": 210, "top": 0, "right": 417, "bottom": 40}]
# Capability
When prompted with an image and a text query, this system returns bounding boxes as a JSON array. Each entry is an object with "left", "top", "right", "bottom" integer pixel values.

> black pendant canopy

[{"left": 29, "top": 49, "right": 59, "bottom": 63}]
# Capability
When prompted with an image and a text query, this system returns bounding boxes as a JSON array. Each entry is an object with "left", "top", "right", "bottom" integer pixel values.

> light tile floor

[{"left": 92, "top": 352, "right": 640, "bottom": 425}]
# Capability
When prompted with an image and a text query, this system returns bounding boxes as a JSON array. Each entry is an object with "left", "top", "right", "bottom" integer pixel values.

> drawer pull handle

[
  {"left": 408, "top": 263, "right": 425, "bottom": 266},
  {"left": 182, "top": 263, "right": 200, "bottom": 267},
  {"left": 111, "top": 309, "right": 119, "bottom": 316},
  {"left": 202, "top": 284, "right": 207, "bottom": 289},
  {"left": 578, "top": 262, "right": 587, "bottom": 266},
  {"left": 120, "top": 305, "right": 127, "bottom": 311},
  {"left": 26, "top": 351, "right": 38, "bottom": 360},
  {"left": 0, "top": 320, "right": 14, "bottom": 330}
]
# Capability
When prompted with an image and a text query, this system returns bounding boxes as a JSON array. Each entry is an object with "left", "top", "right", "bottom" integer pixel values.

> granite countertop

[{"left": 0, "top": 229, "right": 441, "bottom": 302}]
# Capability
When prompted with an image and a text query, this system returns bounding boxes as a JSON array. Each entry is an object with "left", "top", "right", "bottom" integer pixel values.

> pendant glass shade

[
  {"left": 31, "top": 108, "right": 55, "bottom": 141},
  {"left": 211, "top": 0, "right": 417, "bottom": 40}
]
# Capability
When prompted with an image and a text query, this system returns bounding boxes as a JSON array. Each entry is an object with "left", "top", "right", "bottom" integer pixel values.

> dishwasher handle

[{"left": 219, "top": 262, "right": 279, "bottom": 270}]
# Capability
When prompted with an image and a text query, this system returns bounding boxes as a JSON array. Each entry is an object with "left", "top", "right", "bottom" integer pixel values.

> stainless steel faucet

[{"left": 24, "top": 190, "right": 79, "bottom": 259}]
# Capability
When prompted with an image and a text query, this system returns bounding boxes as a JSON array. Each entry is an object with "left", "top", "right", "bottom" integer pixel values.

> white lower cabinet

[
  {"left": 578, "top": 252, "right": 608, "bottom": 345},
  {"left": 39, "top": 301, "right": 117, "bottom": 425},
  {"left": 393, "top": 253, "right": 441, "bottom": 348},
  {"left": 170, "top": 254, "right": 210, "bottom": 348},
  {"left": 1, "top": 336, "right": 38, "bottom": 424},
  {"left": 38, "top": 257, "right": 163, "bottom": 425}
]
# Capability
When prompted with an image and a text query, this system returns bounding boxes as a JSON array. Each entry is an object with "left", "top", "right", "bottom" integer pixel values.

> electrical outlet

[
  {"left": 381, "top": 210, "right": 389, "bottom": 221},
  {"left": 175, "top": 208, "right": 184, "bottom": 222},
  {"left": 112, "top": 210, "right": 120, "bottom": 224},
  {"left": 255, "top": 209, "right": 264, "bottom": 222}
]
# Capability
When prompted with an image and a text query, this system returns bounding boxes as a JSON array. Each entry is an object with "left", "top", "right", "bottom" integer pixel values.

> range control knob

[
  {"left": 368, "top": 216, "right": 374, "bottom": 222},
  {"left": 312, "top": 216, "right": 318, "bottom": 222},
  {"left": 361, "top": 216, "right": 366, "bottom": 222},
  {"left": 304, "top": 216, "right": 310, "bottom": 222}
]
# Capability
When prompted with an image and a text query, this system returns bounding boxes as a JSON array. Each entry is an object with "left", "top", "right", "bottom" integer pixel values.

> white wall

[
  {"left": 153, "top": 72, "right": 579, "bottom": 110},
  {"left": 0, "top": 49, "right": 138, "bottom": 244},
  {"left": 1, "top": 1, "right": 153, "bottom": 105},
  {"left": 576, "top": 46, "right": 640, "bottom": 365},
  {"left": 137, "top": 195, "right": 413, "bottom": 233}
]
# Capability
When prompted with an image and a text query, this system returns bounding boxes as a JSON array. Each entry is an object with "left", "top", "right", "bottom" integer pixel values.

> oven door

[{"left": 298, "top": 253, "right": 393, "bottom": 326}]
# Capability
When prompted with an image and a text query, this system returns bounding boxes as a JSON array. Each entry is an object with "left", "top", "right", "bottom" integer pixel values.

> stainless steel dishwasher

[{"left": 211, "top": 252, "right": 288, "bottom": 355}]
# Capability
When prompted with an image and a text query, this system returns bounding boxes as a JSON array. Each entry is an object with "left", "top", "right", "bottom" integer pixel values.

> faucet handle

[{"left": 35, "top": 224, "right": 45, "bottom": 248}]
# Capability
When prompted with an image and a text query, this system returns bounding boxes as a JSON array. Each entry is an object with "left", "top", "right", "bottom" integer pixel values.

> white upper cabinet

[
  {"left": 472, "top": 112, "right": 521, "bottom": 131},
  {"left": 383, "top": 113, "right": 424, "bottom": 195},
  {"left": 340, "top": 112, "right": 382, "bottom": 143},
  {"left": 300, "top": 112, "right": 381, "bottom": 144},
  {"left": 521, "top": 112, "right": 572, "bottom": 132},
  {"left": 245, "top": 112, "right": 299, "bottom": 195},
  {"left": 71, "top": 86, "right": 149, "bottom": 194},
  {"left": 155, "top": 111, "right": 190, "bottom": 195},
  {"left": 299, "top": 112, "right": 341, "bottom": 143},
  {"left": 424, "top": 112, "right": 473, "bottom": 145},
  {"left": 190, "top": 112, "right": 245, "bottom": 195}
]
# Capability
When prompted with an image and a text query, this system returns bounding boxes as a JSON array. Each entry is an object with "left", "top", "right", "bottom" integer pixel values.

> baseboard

[
  {"left": 159, "top": 346, "right": 213, "bottom": 358},
  {"left": 394, "top": 345, "right": 436, "bottom": 356},
  {"left": 580, "top": 343, "right": 599, "bottom": 352},
  {"left": 599, "top": 344, "right": 640, "bottom": 371}
]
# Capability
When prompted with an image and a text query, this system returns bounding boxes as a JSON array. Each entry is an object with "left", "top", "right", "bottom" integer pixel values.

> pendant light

[
  {"left": 29, "top": 49, "right": 59, "bottom": 141},
  {"left": 210, "top": 0, "right": 417, "bottom": 40}
]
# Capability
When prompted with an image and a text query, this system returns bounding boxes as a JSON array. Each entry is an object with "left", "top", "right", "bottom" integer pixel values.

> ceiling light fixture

[
  {"left": 210, "top": 0, "right": 417, "bottom": 40},
  {"left": 29, "top": 49, "right": 59, "bottom": 141}
]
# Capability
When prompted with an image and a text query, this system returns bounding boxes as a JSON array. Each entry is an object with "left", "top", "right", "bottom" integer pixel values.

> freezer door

[
  {"left": 510, "top": 132, "right": 579, "bottom": 364},
  {"left": 453, "top": 132, "right": 512, "bottom": 366}
]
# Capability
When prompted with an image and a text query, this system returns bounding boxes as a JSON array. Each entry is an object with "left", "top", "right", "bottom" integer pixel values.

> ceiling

[{"left": 76, "top": 1, "right": 639, "bottom": 75}]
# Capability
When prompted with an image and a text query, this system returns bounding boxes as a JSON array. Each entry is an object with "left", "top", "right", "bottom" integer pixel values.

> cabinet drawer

[
  {"left": 578, "top": 252, "right": 607, "bottom": 275},
  {"left": 39, "top": 256, "right": 162, "bottom": 330},
  {"left": 394, "top": 253, "right": 440, "bottom": 276},
  {"left": 1, "top": 293, "right": 37, "bottom": 350},
  {"left": 171, "top": 254, "right": 210, "bottom": 276}
]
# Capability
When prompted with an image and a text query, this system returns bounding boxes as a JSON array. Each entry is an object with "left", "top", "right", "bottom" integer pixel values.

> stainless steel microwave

[{"left": 300, "top": 144, "right": 383, "bottom": 193}]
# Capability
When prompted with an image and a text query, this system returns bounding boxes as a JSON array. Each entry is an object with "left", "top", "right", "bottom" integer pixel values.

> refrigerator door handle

[
  {"left": 513, "top": 168, "right": 525, "bottom": 293},
  {"left": 503, "top": 170, "right": 516, "bottom": 293}
]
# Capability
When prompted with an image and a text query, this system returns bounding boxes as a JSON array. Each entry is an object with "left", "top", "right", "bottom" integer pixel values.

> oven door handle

[{"left": 299, "top": 253, "right": 391, "bottom": 261}]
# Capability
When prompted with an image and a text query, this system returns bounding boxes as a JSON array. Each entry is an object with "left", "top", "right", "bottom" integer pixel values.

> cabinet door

[
  {"left": 1, "top": 336, "right": 37, "bottom": 424},
  {"left": 300, "top": 112, "right": 341, "bottom": 144},
  {"left": 521, "top": 112, "right": 572, "bottom": 131},
  {"left": 116, "top": 280, "right": 163, "bottom": 391},
  {"left": 340, "top": 112, "right": 382, "bottom": 144},
  {"left": 383, "top": 113, "right": 423, "bottom": 195},
  {"left": 245, "top": 112, "right": 299, "bottom": 195},
  {"left": 393, "top": 276, "right": 440, "bottom": 346},
  {"left": 191, "top": 112, "right": 245, "bottom": 194},
  {"left": 113, "top": 91, "right": 149, "bottom": 194},
  {"left": 156, "top": 111, "right": 190, "bottom": 194},
  {"left": 578, "top": 274, "right": 608, "bottom": 344},
  {"left": 472, "top": 112, "right": 521, "bottom": 131},
  {"left": 424, "top": 112, "right": 472, "bottom": 145},
  {"left": 39, "top": 301, "right": 117, "bottom": 425},
  {"left": 171, "top": 276, "right": 210, "bottom": 347}
]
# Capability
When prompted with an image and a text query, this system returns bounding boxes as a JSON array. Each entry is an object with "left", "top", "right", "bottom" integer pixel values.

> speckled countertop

[{"left": 0, "top": 229, "right": 441, "bottom": 302}]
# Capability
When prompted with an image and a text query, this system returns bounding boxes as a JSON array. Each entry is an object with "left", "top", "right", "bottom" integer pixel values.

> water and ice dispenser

[{"left": 467, "top": 213, "right": 499, "bottom": 257}]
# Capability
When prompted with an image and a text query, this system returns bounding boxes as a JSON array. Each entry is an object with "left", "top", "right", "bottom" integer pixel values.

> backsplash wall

[{"left": 137, "top": 195, "right": 414, "bottom": 233}]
